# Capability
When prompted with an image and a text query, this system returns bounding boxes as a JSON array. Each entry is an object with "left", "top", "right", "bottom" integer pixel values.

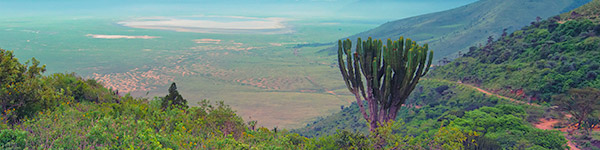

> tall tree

[
  {"left": 337, "top": 37, "right": 433, "bottom": 132},
  {"left": 0, "top": 48, "right": 47, "bottom": 123},
  {"left": 161, "top": 82, "right": 188, "bottom": 109},
  {"left": 553, "top": 88, "right": 600, "bottom": 129}
]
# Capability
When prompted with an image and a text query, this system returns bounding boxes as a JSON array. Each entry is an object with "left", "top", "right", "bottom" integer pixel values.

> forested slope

[
  {"left": 431, "top": 0, "right": 600, "bottom": 102},
  {"left": 335, "top": 0, "right": 590, "bottom": 60},
  {"left": 2, "top": 48, "right": 562, "bottom": 149},
  {"left": 295, "top": 1, "right": 600, "bottom": 149}
]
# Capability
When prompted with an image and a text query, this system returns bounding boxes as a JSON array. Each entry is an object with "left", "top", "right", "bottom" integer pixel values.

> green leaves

[
  {"left": 0, "top": 129, "right": 28, "bottom": 149},
  {"left": 161, "top": 82, "right": 188, "bottom": 110},
  {"left": 431, "top": 18, "right": 600, "bottom": 102}
]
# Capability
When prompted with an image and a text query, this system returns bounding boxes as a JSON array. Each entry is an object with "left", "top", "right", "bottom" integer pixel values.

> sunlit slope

[
  {"left": 297, "top": 0, "right": 600, "bottom": 143},
  {"left": 431, "top": 0, "right": 600, "bottom": 101},
  {"left": 339, "top": 0, "right": 590, "bottom": 60}
]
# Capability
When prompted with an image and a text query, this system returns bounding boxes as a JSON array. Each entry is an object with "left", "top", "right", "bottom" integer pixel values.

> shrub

[{"left": 0, "top": 129, "right": 28, "bottom": 149}]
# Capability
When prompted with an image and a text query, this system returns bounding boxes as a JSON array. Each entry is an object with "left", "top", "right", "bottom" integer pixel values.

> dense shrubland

[
  {"left": 1, "top": 46, "right": 568, "bottom": 149},
  {"left": 296, "top": 2, "right": 600, "bottom": 148},
  {"left": 3, "top": 1, "right": 600, "bottom": 148},
  {"left": 295, "top": 79, "right": 567, "bottom": 149},
  {"left": 0, "top": 48, "right": 489, "bottom": 149},
  {"left": 430, "top": 8, "right": 600, "bottom": 102},
  {"left": 424, "top": 3, "right": 600, "bottom": 147}
]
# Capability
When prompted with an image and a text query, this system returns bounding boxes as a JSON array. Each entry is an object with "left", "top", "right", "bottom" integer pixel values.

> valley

[
  {"left": 1, "top": 0, "right": 599, "bottom": 149},
  {"left": 0, "top": 15, "right": 376, "bottom": 128}
]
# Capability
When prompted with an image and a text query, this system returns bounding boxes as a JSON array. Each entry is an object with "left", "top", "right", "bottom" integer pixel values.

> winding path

[
  {"left": 534, "top": 118, "right": 580, "bottom": 150},
  {"left": 459, "top": 82, "right": 540, "bottom": 107},
  {"left": 424, "top": 78, "right": 578, "bottom": 149}
]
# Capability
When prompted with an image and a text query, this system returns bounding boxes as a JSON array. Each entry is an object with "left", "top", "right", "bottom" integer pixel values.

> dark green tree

[
  {"left": 73, "top": 80, "right": 87, "bottom": 101},
  {"left": 161, "top": 82, "right": 188, "bottom": 109},
  {"left": 0, "top": 48, "right": 47, "bottom": 123},
  {"left": 337, "top": 37, "right": 433, "bottom": 131},
  {"left": 553, "top": 88, "right": 600, "bottom": 130}
]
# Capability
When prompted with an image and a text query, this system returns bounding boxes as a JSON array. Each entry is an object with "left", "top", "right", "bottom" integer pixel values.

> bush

[
  {"left": 0, "top": 129, "right": 28, "bottom": 149},
  {"left": 1, "top": 49, "right": 49, "bottom": 123},
  {"left": 161, "top": 82, "right": 188, "bottom": 109}
]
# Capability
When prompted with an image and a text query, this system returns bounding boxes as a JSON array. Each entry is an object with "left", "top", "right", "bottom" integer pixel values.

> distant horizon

[
  {"left": 0, "top": 0, "right": 481, "bottom": 129},
  {"left": 0, "top": 0, "right": 478, "bottom": 24}
]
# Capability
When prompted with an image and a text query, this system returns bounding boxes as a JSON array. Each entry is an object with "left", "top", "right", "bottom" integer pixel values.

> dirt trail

[
  {"left": 424, "top": 78, "right": 578, "bottom": 149},
  {"left": 458, "top": 81, "right": 579, "bottom": 149},
  {"left": 464, "top": 82, "right": 579, "bottom": 149},
  {"left": 459, "top": 82, "right": 540, "bottom": 107},
  {"left": 424, "top": 78, "right": 539, "bottom": 106},
  {"left": 534, "top": 118, "right": 580, "bottom": 150}
]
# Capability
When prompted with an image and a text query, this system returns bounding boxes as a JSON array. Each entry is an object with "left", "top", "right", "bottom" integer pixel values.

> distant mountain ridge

[
  {"left": 336, "top": 0, "right": 478, "bottom": 22},
  {"left": 336, "top": 0, "right": 591, "bottom": 61}
]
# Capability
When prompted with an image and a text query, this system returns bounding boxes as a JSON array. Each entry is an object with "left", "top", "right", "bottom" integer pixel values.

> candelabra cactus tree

[{"left": 338, "top": 37, "right": 433, "bottom": 131}]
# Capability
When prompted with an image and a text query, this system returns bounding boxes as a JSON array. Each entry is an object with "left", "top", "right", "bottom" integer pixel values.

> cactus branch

[{"left": 337, "top": 37, "right": 433, "bottom": 132}]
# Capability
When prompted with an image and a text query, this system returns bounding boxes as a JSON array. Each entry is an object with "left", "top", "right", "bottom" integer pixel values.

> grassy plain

[{"left": 0, "top": 15, "right": 374, "bottom": 128}]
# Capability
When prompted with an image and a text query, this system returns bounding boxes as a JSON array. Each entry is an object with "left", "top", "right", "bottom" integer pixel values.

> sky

[{"left": 0, "top": 0, "right": 479, "bottom": 23}]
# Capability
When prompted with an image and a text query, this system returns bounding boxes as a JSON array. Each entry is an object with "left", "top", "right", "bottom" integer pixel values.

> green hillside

[
  {"left": 2, "top": 0, "right": 600, "bottom": 149},
  {"left": 296, "top": 1, "right": 600, "bottom": 149},
  {"left": 2, "top": 48, "right": 567, "bottom": 149},
  {"left": 293, "top": 79, "right": 527, "bottom": 137},
  {"left": 430, "top": 0, "right": 600, "bottom": 102},
  {"left": 0, "top": 48, "right": 399, "bottom": 149},
  {"left": 338, "top": 0, "right": 590, "bottom": 60},
  {"left": 293, "top": 79, "right": 567, "bottom": 149}
]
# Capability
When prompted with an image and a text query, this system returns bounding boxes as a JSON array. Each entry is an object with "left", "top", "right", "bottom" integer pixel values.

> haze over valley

[
  {"left": 2, "top": 0, "right": 599, "bottom": 149},
  {"left": 0, "top": 0, "right": 478, "bottom": 128}
]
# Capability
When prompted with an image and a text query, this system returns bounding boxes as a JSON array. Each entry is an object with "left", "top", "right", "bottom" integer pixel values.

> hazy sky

[{"left": 1, "top": 0, "right": 478, "bottom": 23}]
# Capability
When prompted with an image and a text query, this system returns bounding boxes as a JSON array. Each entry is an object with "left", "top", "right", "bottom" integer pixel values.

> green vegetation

[
  {"left": 430, "top": 3, "right": 600, "bottom": 102},
  {"left": 338, "top": 37, "right": 432, "bottom": 131},
  {"left": 451, "top": 105, "right": 566, "bottom": 149},
  {"left": 1, "top": 37, "right": 570, "bottom": 149},
  {"left": 2, "top": 0, "right": 599, "bottom": 149},
  {"left": 340, "top": 0, "right": 590, "bottom": 60},
  {"left": 1, "top": 48, "right": 116, "bottom": 124},
  {"left": 300, "top": 1, "right": 600, "bottom": 149},
  {"left": 295, "top": 79, "right": 501, "bottom": 137},
  {"left": 1, "top": 48, "right": 48, "bottom": 123},
  {"left": 560, "top": 0, "right": 600, "bottom": 23},
  {"left": 554, "top": 88, "right": 600, "bottom": 130},
  {"left": 295, "top": 79, "right": 568, "bottom": 149},
  {"left": 161, "top": 82, "right": 188, "bottom": 110},
  {"left": 0, "top": 15, "right": 376, "bottom": 129},
  {"left": 1, "top": 0, "right": 590, "bottom": 131},
  {"left": 0, "top": 49, "right": 488, "bottom": 149}
]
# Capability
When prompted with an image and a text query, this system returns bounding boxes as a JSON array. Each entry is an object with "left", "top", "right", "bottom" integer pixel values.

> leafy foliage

[
  {"left": 431, "top": 12, "right": 600, "bottom": 102},
  {"left": 0, "top": 129, "right": 27, "bottom": 149},
  {"left": 161, "top": 82, "right": 188, "bottom": 110},
  {"left": 1, "top": 49, "right": 50, "bottom": 123},
  {"left": 295, "top": 79, "right": 502, "bottom": 137},
  {"left": 560, "top": 0, "right": 600, "bottom": 23},
  {"left": 295, "top": 79, "right": 566, "bottom": 149},
  {"left": 44, "top": 73, "right": 117, "bottom": 103},
  {"left": 0, "top": 48, "right": 448, "bottom": 149},
  {"left": 0, "top": 88, "right": 437, "bottom": 149},
  {"left": 553, "top": 88, "right": 600, "bottom": 130},
  {"left": 340, "top": 0, "right": 589, "bottom": 60},
  {"left": 2, "top": 1, "right": 593, "bottom": 146},
  {"left": 449, "top": 105, "right": 567, "bottom": 149},
  {"left": 0, "top": 46, "right": 564, "bottom": 149}
]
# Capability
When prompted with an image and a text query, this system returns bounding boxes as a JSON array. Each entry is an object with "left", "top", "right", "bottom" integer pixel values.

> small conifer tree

[{"left": 162, "top": 82, "right": 188, "bottom": 109}]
